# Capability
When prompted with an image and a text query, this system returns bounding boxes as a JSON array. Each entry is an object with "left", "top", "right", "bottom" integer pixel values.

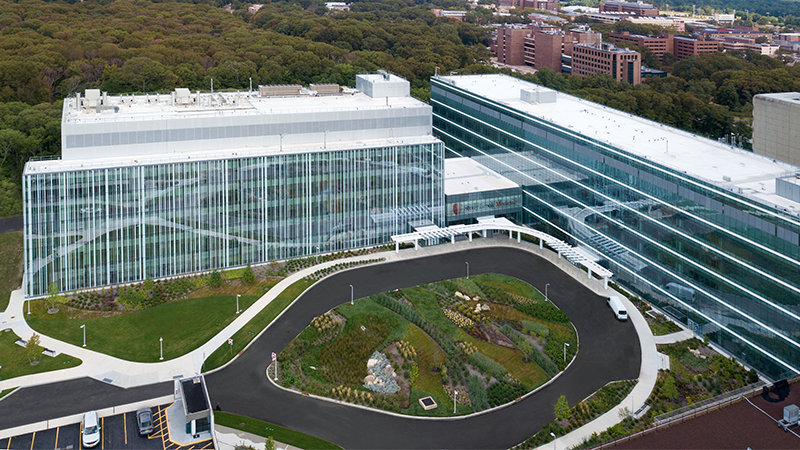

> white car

[{"left": 82, "top": 411, "right": 101, "bottom": 448}]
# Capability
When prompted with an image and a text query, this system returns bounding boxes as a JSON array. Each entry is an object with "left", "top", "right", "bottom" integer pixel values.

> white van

[
  {"left": 607, "top": 296, "right": 628, "bottom": 321},
  {"left": 82, "top": 411, "right": 101, "bottom": 448}
]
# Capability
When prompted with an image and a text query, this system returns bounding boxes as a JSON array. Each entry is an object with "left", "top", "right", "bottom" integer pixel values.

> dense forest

[{"left": 2, "top": 0, "right": 800, "bottom": 218}]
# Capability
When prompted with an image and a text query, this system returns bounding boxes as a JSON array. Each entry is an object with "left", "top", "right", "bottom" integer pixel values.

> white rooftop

[
  {"left": 63, "top": 89, "right": 423, "bottom": 124},
  {"left": 445, "top": 157, "right": 519, "bottom": 196},
  {"left": 437, "top": 74, "right": 800, "bottom": 216},
  {"left": 755, "top": 92, "right": 800, "bottom": 106}
]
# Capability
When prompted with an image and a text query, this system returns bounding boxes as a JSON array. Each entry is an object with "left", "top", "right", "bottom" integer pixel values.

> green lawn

[
  {"left": 27, "top": 294, "right": 260, "bottom": 362},
  {"left": 0, "top": 388, "right": 18, "bottom": 400},
  {"left": 0, "top": 329, "right": 82, "bottom": 381},
  {"left": 404, "top": 323, "right": 449, "bottom": 408},
  {"left": 471, "top": 273, "right": 539, "bottom": 299},
  {"left": 214, "top": 411, "right": 342, "bottom": 449},
  {"left": 202, "top": 279, "right": 313, "bottom": 372},
  {"left": 0, "top": 231, "right": 24, "bottom": 312},
  {"left": 464, "top": 333, "right": 548, "bottom": 388}
]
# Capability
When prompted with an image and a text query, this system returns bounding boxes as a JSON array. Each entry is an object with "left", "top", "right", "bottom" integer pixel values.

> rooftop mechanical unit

[{"left": 259, "top": 84, "right": 302, "bottom": 97}]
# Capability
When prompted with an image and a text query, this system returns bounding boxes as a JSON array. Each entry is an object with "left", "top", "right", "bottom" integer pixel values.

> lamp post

[
  {"left": 550, "top": 432, "right": 556, "bottom": 450},
  {"left": 316, "top": 246, "right": 320, "bottom": 265},
  {"left": 454, "top": 390, "right": 458, "bottom": 414},
  {"left": 160, "top": 337, "right": 164, "bottom": 361},
  {"left": 563, "top": 342, "right": 570, "bottom": 362},
  {"left": 545, "top": 283, "right": 550, "bottom": 302},
  {"left": 27, "top": 298, "right": 31, "bottom": 315},
  {"left": 236, "top": 294, "right": 240, "bottom": 314},
  {"left": 466, "top": 262, "right": 469, "bottom": 279},
  {"left": 350, "top": 284, "right": 354, "bottom": 306},
  {"left": 0, "top": 365, "right": 3, "bottom": 381},
  {"left": 81, "top": 324, "right": 86, "bottom": 347}
]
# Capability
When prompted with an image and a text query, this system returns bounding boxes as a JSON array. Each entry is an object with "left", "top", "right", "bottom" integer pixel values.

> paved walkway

[
  {"left": 215, "top": 425, "right": 300, "bottom": 450},
  {"left": 534, "top": 291, "right": 661, "bottom": 450},
  {"left": 1, "top": 233, "right": 662, "bottom": 448},
  {"left": 653, "top": 329, "right": 694, "bottom": 345}
]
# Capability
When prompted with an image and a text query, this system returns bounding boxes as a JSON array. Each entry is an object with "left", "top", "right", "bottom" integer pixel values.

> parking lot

[{"left": 0, "top": 404, "right": 213, "bottom": 450}]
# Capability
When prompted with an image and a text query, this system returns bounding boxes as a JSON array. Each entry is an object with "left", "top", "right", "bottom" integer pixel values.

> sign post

[
  {"left": 272, "top": 352, "right": 277, "bottom": 380},
  {"left": 229, "top": 338, "right": 233, "bottom": 355}
]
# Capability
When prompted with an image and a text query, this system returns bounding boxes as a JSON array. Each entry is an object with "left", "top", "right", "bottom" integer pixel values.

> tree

[
  {"left": 26, "top": 332, "right": 42, "bottom": 365},
  {"left": 265, "top": 436, "right": 277, "bottom": 450},
  {"left": 46, "top": 281, "right": 65, "bottom": 312},
  {"left": 554, "top": 394, "right": 570, "bottom": 420},
  {"left": 242, "top": 264, "right": 256, "bottom": 284},
  {"left": 662, "top": 374, "right": 679, "bottom": 399},
  {"left": 209, "top": 270, "right": 223, "bottom": 288}
]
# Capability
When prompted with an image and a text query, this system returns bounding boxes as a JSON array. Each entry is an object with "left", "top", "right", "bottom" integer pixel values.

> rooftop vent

[
  {"left": 259, "top": 84, "right": 302, "bottom": 97},
  {"left": 85, "top": 89, "right": 101, "bottom": 107},
  {"left": 377, "top": 69, "right": 390, "bottom": 81},
  {"left": 521, "top": 88, "right": 556, "bottom": 104}
]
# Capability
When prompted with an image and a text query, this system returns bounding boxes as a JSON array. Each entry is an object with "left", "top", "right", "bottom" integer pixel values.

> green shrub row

[
  {"left": 487, "top": 380, "right": 527, "bottom": 407},
  {"left": 516, "top": 302, "right": 569, "bottom": 323},
  {"left": 501, "top": 325, "right": 558, "bottom": 378},
  {"left": 468, "top": 352, "right": 507, "bottom": 380},
  {"left": 467, "top": 376, "right": 489, "bottom": 411}
]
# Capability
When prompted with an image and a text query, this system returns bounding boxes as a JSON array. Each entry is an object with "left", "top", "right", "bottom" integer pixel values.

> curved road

[{"left": 205, "top": 247, "right": 641, "bottom": 449}]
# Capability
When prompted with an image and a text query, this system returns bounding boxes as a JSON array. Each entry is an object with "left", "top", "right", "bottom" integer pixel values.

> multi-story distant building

[
  {"left": 524, "top": 28, "right": 601, "bottom": 72},
  {"left": 599, "top": 0, "right": 658, "bottom": 15},
  {"left": 510, "top": 0, "right": 559, "bottom": 10},
  {"left": 23, "top": 73, "right": 444, "bottom": 297},
  {"left": 673, "top": 36, "right": 721, "bottom": 60},
  {"left": 572, "top": 42, "right": 641, "bottom": 85},
  {"left": 753, "top": 93, "right": 800, "bottom": 167},
  {"left": 494, "top": 25, "right": 534, "bottom": 66},
  {"left": 431, "top": 73, "right": 800, "bottom": 381},
  {"left": 610, "top": 32, "right": 720, "bottom": 61},
  {"left": 610, "top": 31, "right": 672, "bottom": 60},
  {"left": 431, "top": 9, "right": 468, "bottom": 20}
]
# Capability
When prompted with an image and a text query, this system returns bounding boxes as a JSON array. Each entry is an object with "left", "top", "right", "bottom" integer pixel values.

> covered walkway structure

[{"left": 391, "top": 216, "right": 613, "bottom": 288}]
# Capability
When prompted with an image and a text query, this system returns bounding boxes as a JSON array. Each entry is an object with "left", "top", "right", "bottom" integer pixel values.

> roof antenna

[{"left": 211, "top": 78, "right": 214, "bottom": 93}]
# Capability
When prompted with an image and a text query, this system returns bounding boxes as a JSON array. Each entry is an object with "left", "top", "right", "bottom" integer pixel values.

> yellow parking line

[
  {"left": 54, "top": 427, "right": 59, "bottom": 450},
  {"left": 6, "top": 437, "right": 10, "bottom": 450},
  {"left": 200, "top": 439, "right": 214, "bottom": 449},
  {"left": 124, "top": 412, "right": 127, "bottom": 445},
  {"left": 29, "top": 432, "right": 34, "bottom": 450},
  {"left": 101, "top": 417, "right": 104, "bottom": 450}
]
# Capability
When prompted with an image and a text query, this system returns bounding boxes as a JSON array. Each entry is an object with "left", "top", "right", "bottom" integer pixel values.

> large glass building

[
  {"left": 24, "top": 74, "right": 444, "bottom": 298},
  {"left": 432, "top": 74, "right": 800, "bottom": 380}
]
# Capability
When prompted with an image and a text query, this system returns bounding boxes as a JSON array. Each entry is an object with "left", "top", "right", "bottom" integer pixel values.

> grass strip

[
  {"left": 28, "top": 294, "right": 260, "bottom": 362},
  {"left": 0, "top": 387, "right": 18, "bottom": 400},
  {"left": 0, "top": 330, "right": 82, "bottom": 380},
  {"left": 0, "top": 231, "right": 24, "bottom": 312},
  {"left": 214, "top": 411, "right": 342, "bottom": 450},
  {"left": 202, "top": 279, "right": 312, "bottom": 372}
]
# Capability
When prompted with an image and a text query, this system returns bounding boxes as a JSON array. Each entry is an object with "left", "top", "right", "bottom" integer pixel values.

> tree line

[{"left": 2, "top": 0, "right": 800, "bottom": 218}]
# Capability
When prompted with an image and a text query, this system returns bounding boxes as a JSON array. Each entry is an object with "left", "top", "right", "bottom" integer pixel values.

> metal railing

[{"left": 588, "top": 381, "right": 766, "bottom": 450}]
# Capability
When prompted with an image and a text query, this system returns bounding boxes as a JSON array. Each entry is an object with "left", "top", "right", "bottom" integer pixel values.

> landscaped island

[{"left": 275, "top": 274, "right": 577, "bottom": 416}]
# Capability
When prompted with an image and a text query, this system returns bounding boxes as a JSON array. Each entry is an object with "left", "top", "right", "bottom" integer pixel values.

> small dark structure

[{"left": 180, "top": 376, "right": 212, "bottom": 437}]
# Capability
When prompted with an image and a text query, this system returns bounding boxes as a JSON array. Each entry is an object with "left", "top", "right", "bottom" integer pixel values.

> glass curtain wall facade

[
  {"left": 431, "top": 77, "right": 800, "bottom": 380},
  {"left": 24, "top": 143, "right": 444, "bottom": 297}
]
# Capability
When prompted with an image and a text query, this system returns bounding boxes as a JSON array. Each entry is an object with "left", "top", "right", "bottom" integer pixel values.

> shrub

[
  {"left": 209, "top": 270, "right": 223, "bottom": 288},
  {"left": 468, "top": 352, "right": 507, "bottom": 380},
  {"left": 487, "top": 380, "right": 527, "bottom": 407},
  {"left": 468, "top": 376, "right": 490, "bottom": 411},
  {"left": 242, "top": 264, "right": 256, "bottom": 284},
  {"left": 517, "top": 303, "right": 569, "bottom": 323},
  {"left": 521, "top": 320, "right": 550, "bottom": 337}
]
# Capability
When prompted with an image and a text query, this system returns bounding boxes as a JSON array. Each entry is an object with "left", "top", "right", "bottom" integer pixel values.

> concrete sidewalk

[
  {"left": 0, "top": 250, "right": 401, "bottom": 392},
  {"left": 215, "top": 424, "right": 300, "bottom": 450}
]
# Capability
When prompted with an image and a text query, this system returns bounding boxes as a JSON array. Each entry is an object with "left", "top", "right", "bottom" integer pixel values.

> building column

[
  {"left": 451, "top": 235, "right": 455, "bottom": 244},
  {"left": 588, "top": 268, "right": 592, "bottom": 279},
  {"left": 517, "top": 231, "right": 521, "bottom": 243},
  {"left": 539, "top": 239, "right": 543, "bottom": 250},
  {"left": 604, "top": 277, "right": 609, "bottom": 290},
  {"left": 414, "top": 239, "right": 419, "bottom": 250},
  {"left": 396, "top": 241, "right": 400, "bottom": 253},
  {"left": 468, "top": 232, "right": 472, "bottom": 242}
]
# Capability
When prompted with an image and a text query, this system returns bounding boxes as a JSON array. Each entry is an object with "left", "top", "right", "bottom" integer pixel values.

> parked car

[
  {"left": 136, "top": 408, "right": 154, "bottom": 436},
  {"left": 607, "top": 296, "right": 628, "bottom": 321},
  {"left": 82, "top": 411, "right": 101, "bottom": 448}
]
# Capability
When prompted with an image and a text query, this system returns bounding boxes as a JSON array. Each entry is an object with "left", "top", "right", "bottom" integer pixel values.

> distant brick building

[
  {"left": 673, "top": 36, "right": 721, "bottom": 60},
  {"left": 494, "top": 26, "right": 534, "bottom": 66},
  {"left": 572, "top": 42, "right": 641, "bottom": 85},
  {"left": 599, "top": 0, "right": 658, "bottom": 15},
  {"left": 523, "top": 28, "right": 601, "bottom": 72}
]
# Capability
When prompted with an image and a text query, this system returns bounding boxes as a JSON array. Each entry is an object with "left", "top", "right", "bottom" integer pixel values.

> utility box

[{"left": 779, "top": 404, "right": 799, "bottom": 431}]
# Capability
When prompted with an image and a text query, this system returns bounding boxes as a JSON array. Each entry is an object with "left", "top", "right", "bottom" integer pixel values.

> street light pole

[
  {"left": 564, "top": 342, "right": 570, "bottom": 362},
  {"left": 160, "top": 337, "right": 164, "bottom": 361},
  {"left": 81, "top": 324, "right": 86, "bottom": 347},
  {"left": 545, "top": 283, "right": 550, "bottom": 302},
  {"left": 236, "top": 294, "right": 240, "bottom": 314},
  {"left": 466, "top": 262, "right": 469, "bottom": 279},
  {"left": 27, "top": 298, "right": 31, "bottom": 315},
  {"left": 350, "top": 284, "right": 354, "bottom": 306},
  {"left": 550, "top": 432, "right": 556, "bottom": 450},
  {"left": 454, "top": 390, "right": 458, "bottom": 414}
]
